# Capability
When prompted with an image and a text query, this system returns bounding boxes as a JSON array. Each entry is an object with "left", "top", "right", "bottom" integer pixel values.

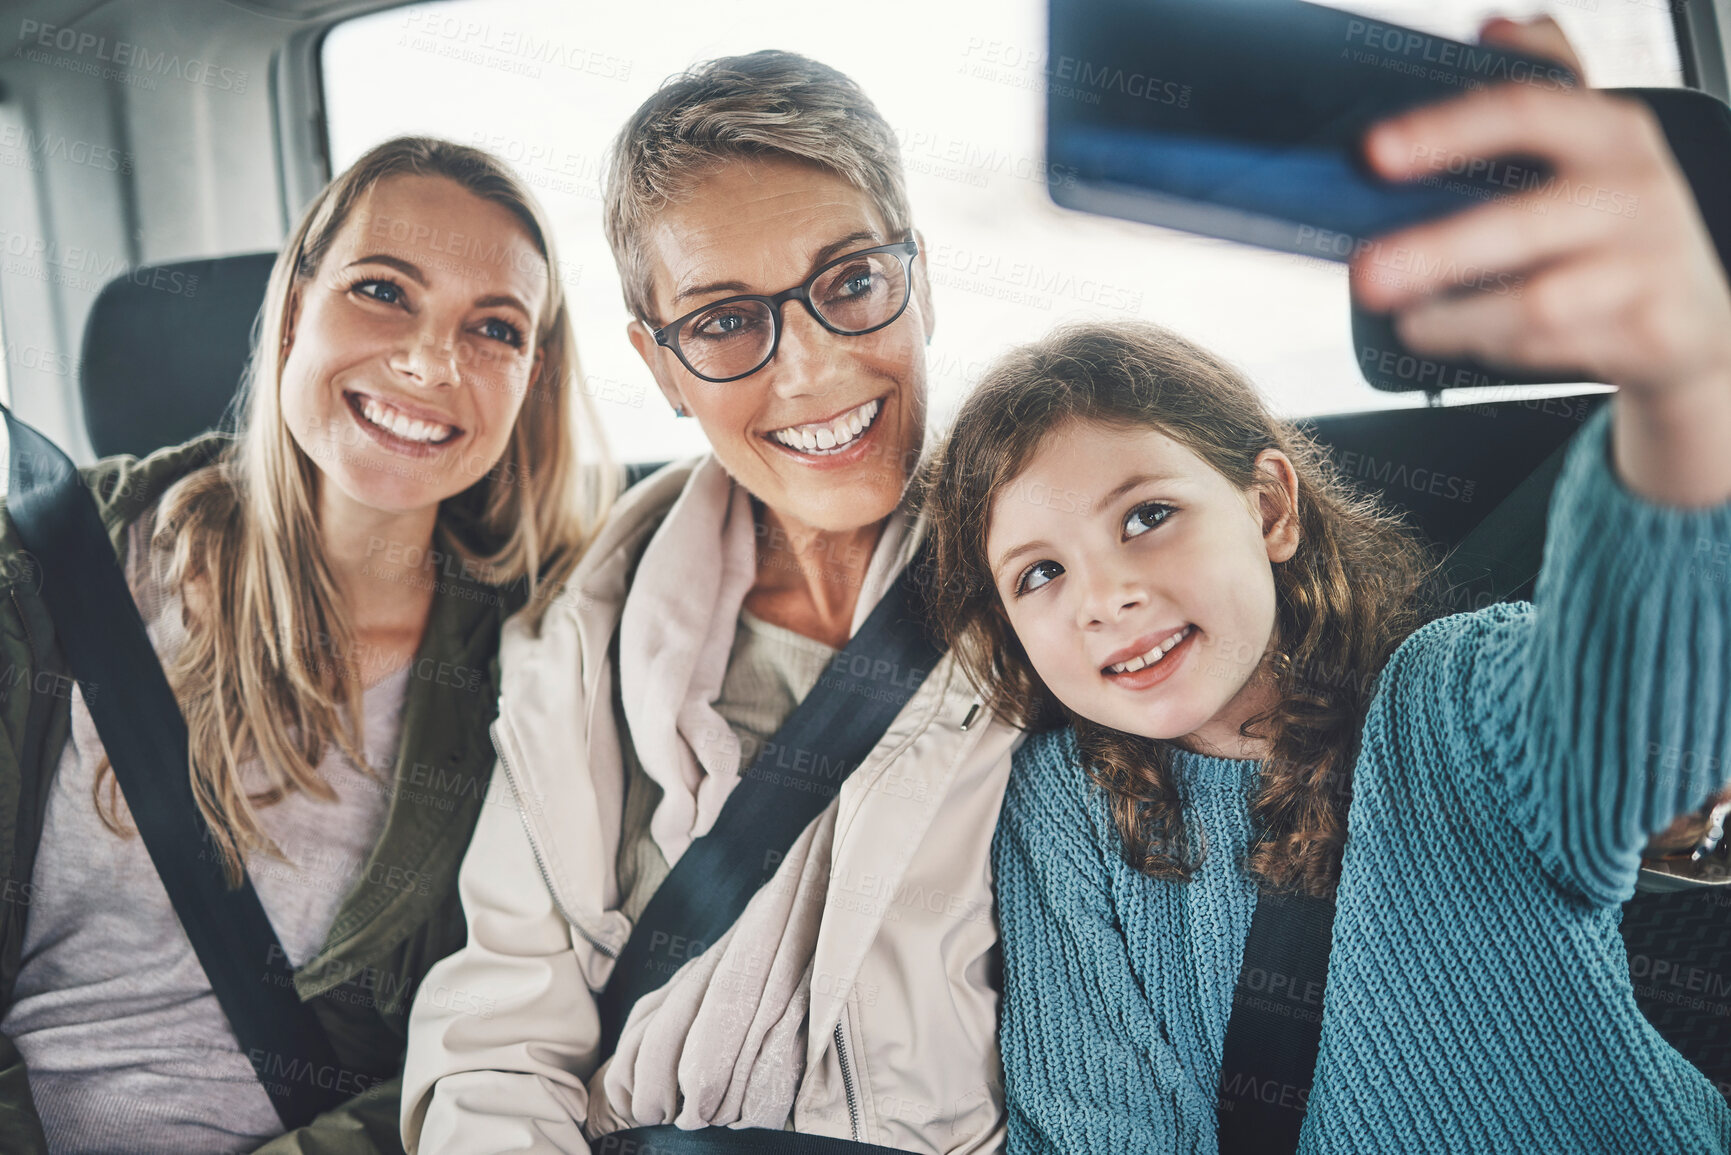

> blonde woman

[{"left": 0, "top": 136, "right": 609, "bottom": 1154}]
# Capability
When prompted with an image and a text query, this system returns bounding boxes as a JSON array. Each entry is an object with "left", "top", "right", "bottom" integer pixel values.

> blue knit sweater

[{"left": 993, "top": 407, "right": 1731, "bottom": 1154}]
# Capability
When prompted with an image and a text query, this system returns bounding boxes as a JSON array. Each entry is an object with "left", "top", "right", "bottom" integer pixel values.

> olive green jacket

[{"left": 0, "top": 434, "right": 515, "bottom": 1154}]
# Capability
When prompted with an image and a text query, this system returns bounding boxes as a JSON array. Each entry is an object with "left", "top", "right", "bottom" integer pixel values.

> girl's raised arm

[
  {"left": 1351, "top": 19, "right": 1731, "bottom": 903},
  {"left": 1495, "top": 408, "right": 1731, "bottom": 903}
]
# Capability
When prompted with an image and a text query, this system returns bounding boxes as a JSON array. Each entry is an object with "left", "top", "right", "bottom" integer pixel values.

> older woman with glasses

[{"left": 401, "top": 50, "right": 1022, "bottom": 1155}]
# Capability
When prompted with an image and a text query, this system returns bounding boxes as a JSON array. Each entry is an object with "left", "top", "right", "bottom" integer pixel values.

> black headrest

[
  {"left": 1354, "top": 86, "right": 1731, "bottom": 392},
  {"left": 79, "top": 252, "right": 276, "bottom": 459}
]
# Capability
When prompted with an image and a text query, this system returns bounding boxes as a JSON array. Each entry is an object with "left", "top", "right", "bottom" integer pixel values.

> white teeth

[
  {"left": 1105, "top": 626, "right": 1193, "bottom": 675},
  {"left": 359, "top": 396, "right": 454, "bottom": 444},
  {"left": 770, "top": 398, "right": 881, "bottom": 455}
]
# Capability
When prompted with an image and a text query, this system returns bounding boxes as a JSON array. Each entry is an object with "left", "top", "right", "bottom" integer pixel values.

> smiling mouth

[
  {"left": 764, "top": 397, "right": 882, "bottom": 456},
  {"left": 344, "top": 391, "right": 462, "bottom": 446},
  {"left": 1103, "top": 625, "right": 1195, "bottom": 675}
]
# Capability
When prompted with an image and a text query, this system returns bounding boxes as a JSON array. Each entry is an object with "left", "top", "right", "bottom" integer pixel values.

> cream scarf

[
  {"left": 617, "top": 455, "right": 912, "bottom": 863},
  {"left": 596, "top": 455, "right": 915, "bottom": 1133}
]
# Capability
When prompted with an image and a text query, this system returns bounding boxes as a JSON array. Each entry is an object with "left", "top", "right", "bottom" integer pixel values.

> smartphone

[
  {"left": 1349, "top": 85, "right": 1731, "bottom": 392},
  {"left": 1044, "top": 0, "right": 1579, "bottom": 262}
]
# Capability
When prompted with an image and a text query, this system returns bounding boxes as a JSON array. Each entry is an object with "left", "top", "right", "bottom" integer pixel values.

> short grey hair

[{"left": 602, "top": 49, "right": 913, "bottom": 324}]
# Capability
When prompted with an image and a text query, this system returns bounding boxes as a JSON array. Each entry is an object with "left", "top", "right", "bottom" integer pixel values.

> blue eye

[
  {"left": 827, "top": 264, "right": 879, "bottom": 302},
  {"left": 1124, "top": 502, "right": 1174, "bottom": 538},
  {"left": 690, "top": 304, "right": 770, "bottom": 343},
  {"left": 1015, "top": 559, "right": 1064, "bottom": 596},
  {"left": 353, "top": 278, "right": 403, "bottom": 305},
  {"left": 481, "top": 317, "right": 524, "bottom": 347}
]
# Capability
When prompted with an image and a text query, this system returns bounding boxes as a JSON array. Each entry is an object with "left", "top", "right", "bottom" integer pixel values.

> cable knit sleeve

[
  {"left": 1424, "top": 404, "right": 1731, "bottom": 907},
  {"left": 991, "top": 729, "right": 1177, "bottom": 1155}
]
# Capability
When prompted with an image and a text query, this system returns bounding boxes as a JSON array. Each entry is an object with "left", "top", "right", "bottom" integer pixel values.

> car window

[{"left": 323, "top": 1, "right": 1683, "bottom": 463}]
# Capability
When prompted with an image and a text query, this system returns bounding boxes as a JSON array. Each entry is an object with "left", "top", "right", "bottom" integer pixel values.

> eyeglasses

[{"left": 650, "top": 240, "right": 920, "bottom": 383}]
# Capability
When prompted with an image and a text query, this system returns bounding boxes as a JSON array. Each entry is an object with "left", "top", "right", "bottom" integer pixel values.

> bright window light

[{"left": 324, "top": 1, "right": 1680, "bottom": 462}]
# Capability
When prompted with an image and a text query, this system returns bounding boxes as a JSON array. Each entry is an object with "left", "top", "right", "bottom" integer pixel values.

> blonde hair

[
  {"left": 97, "top": 136, "right": 614, "bottom": 881},
  {"left": 602, "top": 49, "right": 912, "bottom": 323}
]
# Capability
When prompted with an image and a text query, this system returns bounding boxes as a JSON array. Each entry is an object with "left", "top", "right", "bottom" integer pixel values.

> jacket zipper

[
  {"left": 833, "top": 1020, "right": 863, "bottom": 1142},
  {"left": 491, "top": 721, "right": 619, "bottom": 960}
]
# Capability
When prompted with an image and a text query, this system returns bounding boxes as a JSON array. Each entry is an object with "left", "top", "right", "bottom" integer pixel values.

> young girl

[
  {"left": 925, "top": 315, "right": 1731, "bottom": 1151},
  {"left": 0, "top": 137, "right": 609, "bottom": 1153}
]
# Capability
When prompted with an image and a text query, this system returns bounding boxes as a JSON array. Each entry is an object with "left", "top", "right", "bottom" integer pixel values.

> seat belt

[
  {"left": 1422, "top": 402, "right": 1731, "bottom": 1093},
  {"left": 597, "top": 550, "right": 941, "bottom": 1052},
  {"left": 1434, "top": 430, "right": 1577, "bottom": 611},
  {"left": 592, "top": 550, "right": 941, "bottom": 1153},
  {"left": 2, "top": 406, "right": 346, "bottom": 1130},
  {"left": 1215, "top": 892, "right": 1337, "bottom": 1154},
  {"left": 1214, "top": 408, "right": 1731, "bottom": 1147},
  {"left": 596, "top": 444, "right": 1574, "bottom": 1153},
  {"left": 1215, "top": 422, "right": 1574, "bottom": 1152}
]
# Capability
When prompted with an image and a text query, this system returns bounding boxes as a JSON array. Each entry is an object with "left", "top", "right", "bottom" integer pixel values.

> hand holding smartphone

[{"left": 1046, "top": 0, "right": 1731, "bottom": 394}]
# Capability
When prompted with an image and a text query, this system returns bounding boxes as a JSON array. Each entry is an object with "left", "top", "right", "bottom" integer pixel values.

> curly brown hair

[{"left": 925, "top": 321, "right": 1436, "bottom": 897}]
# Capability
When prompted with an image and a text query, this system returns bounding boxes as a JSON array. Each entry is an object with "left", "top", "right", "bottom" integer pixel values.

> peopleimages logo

[
  {"left": 1342, "top": 18, "right": 1576, "bottom": 91},
  {"left": 397, "top": 8, "right": 632, "bottom": 82},
  {"left": 0, "top": 228, "right": 199, "bottom": 297},
  {"left": 245, "top": 1049, "right": 382, "bottom": 1098},
  {"left": 958, "top": 36, "right": 1192, "bottom": 109},
  {"left": 16, "top": 20, "right": 250, "bottom": 93},
  {"left": 0, "top": 125, "right": 132, "bottom": 174}
]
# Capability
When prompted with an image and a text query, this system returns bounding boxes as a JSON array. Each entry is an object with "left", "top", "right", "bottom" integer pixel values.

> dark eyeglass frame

[{"left": 650, "top": 239, "right": 920, "bottom": 383}]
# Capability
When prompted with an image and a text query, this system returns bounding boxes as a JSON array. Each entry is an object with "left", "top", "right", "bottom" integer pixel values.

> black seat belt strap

[
  {"left": 1437, "top": 432, "right": 1575, "bottom": 609},
  {"left": 597, "top": 552, "right": 941, "bottom": 1057},
  {"left": 3, "top": 406, "right": 345, "bottom": 1130},
  {"left": 1216, "top": 891, "right": 1337, "bottom": 1155},
  {"left": 1214, "top": 420, "right": 1581, "bottom": 1152},
  {"left": 1212, "top": 435, "right": 1574, "bottom": 1151}
]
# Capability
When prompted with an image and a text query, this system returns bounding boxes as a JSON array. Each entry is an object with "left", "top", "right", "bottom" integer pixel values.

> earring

[{"left": 673, "top": 405, "right": 687, "bottom": 418}]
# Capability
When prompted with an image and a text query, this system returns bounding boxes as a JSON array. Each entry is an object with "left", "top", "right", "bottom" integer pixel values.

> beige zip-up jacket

[{"left": 401, "top": 458, "right": 1021, "bottom": 1154}]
